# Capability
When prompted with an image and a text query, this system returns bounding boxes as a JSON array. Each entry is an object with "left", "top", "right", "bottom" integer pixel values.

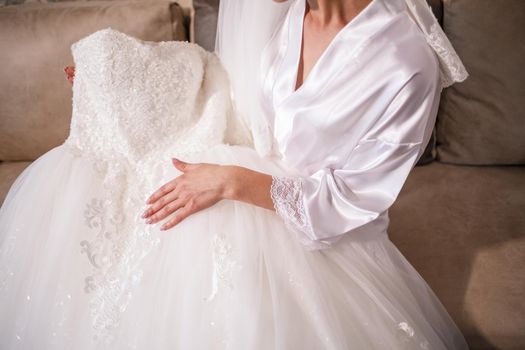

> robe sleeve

[{"left": 269, "top": 69, "right": 441, "bottom": 250}]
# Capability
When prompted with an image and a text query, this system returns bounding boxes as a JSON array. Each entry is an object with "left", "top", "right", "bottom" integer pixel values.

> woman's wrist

[
  {"left": 222, "top": 165, "right": 275, "bottom": 210},
  {"left": 221, "top": 165, "right": 243, "bottom": 201}
]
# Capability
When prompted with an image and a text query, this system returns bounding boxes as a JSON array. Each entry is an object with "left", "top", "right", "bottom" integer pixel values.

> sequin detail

[
  {"left": 0, "top": 233, "right": 17, "bottom": 292},
  {"left": 287, "top": 269, "right": 336, "bottom": 348}
]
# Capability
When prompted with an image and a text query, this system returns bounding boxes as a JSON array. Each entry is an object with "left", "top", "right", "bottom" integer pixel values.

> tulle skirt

[{"left": 0, "top": 143, "right": 468, "bottom": 350}]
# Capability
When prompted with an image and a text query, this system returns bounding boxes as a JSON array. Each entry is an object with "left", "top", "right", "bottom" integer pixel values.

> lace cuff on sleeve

[{"left": 270, "top": 176, "right": 331, "bottom": 250}]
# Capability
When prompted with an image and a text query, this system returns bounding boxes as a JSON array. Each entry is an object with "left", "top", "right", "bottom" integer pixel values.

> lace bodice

[{"left": 65, "top": 28, "right": 231, "bottom": 163}]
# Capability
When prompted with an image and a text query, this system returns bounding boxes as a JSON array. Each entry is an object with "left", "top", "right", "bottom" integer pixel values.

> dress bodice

[{"left": 65, "top": 28, "right": 231, "bottom": 163}]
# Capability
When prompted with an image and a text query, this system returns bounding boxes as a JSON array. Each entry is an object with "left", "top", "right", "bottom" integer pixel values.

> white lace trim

[
  {"left": 270, "top": 176, "right": 314, "bottom": 238},
  {"left": 426, "top": 22, "right": 469, "bottom": 89},
  {"left": 270, "top": 176, "right": 331, "bottom": 250},
  {"left": 404, "top": 0, "right": 469, "bottom": 89}
]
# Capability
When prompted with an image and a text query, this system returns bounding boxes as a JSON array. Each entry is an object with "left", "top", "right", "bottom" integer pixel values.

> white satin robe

[{"left": 263, "top": 0, "right": 442, "bottom": 250}]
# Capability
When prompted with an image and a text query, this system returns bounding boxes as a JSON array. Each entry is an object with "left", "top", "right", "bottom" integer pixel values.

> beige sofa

[{"left": 0, "top": 1, "right": 524, "bottom": 349}]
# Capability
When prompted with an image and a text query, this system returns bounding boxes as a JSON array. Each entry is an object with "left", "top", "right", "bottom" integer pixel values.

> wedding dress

[{"left": 0, "top": 0, "right": 469, "bottom": 349}]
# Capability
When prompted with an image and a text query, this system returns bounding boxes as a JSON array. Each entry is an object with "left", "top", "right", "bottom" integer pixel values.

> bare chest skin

[
  {"left": 294, "top": 0, "right": 373, "bottom": 92},
  {"left": 294, "top": 17, "right": 341, "bottom": 92}
]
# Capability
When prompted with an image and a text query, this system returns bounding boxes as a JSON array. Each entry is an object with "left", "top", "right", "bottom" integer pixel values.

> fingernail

[
  {"left": 141, "top": 210, "right": 148, "bottom": 219},
  {"left": 146, "top": 218, "right": 153, "bottom": 224}
]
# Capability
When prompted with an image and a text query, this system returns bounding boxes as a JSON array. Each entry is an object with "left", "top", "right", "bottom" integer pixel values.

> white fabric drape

[{"left": 214, "top": 0, "right": 291, "bottom": 157}]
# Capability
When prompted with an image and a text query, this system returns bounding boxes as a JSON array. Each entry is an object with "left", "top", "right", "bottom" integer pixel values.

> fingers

[
  {"left": 146, "top": 179, "right": 177, "bottom": 204},
  {"left": 143, "top": 160, "right": 209, "bottom": 231},
  {"left": 142, "top": 189, "right": 179, "bottom": 219},
  {"left": 64, "top": 66, "right": 75, "bottom": 84},
  {"left": 145, "top": 197, "right": 185, "bottom": 225},
  {"left": 64, "top": 65, "right": 75, "bottom": 74},
  {"left": 64, "top": 66, "right": 72, "bottom": 74},
  {"left": 159, "top": 201, "right": 196, "bottom": 231}
]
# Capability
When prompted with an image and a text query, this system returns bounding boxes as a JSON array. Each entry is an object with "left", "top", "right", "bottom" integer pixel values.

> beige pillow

[
  {"left": 193, "top": 0, "right": 219, "bottom": 52},
  {"left": 0, "top": 0, "right": 187, "bottom": 161},
  {"left": 436, "top": 0, "right": 525, "bottom": 165}
]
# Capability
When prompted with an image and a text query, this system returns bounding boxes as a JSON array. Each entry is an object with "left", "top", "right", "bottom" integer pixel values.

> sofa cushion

[
  {"left": 0, "top": 0, "right": 187, "bottom": 161},
  {"left": 193, "top": 0, "right": 219, "bottom": 52},
  {"left": 389, "top": 162, "right": 525, "bottom": 349},
  {"left": 436, "top": 0, "right": 525, "bottom": 165}
]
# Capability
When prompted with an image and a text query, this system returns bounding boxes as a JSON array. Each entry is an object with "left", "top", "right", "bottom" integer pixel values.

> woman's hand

[
  {"left": 142, "top": 158, "right": 276, "bottom": 231},
  {"left": 142, "top": 158, "right": 238, "bottom": 231},
  {"left": 64, "top": 66, "right": 75, "bottom": 84}
]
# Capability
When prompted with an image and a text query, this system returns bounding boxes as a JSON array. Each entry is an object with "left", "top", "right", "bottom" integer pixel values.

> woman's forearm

[{"left": 223, "top": 165, "right": 276, "bottom": 211}]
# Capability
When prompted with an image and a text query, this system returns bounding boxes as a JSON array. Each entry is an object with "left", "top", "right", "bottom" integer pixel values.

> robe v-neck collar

[{"left": 271, "top": 0, "right": 401, "bottom": 108}]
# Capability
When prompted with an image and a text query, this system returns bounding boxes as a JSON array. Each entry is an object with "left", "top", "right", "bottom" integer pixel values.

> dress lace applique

[
  {"left": 204, "top": 232, "right": 240, "bottom": 303},
  {"left": 396, "top": 320, "right": 435, "bottom": 349},
  {"left": 77, "top": 159, "right": 162, "bottom": 343},
  {"left": 201, "top": 231, "right": 241, "bottom": 349}
]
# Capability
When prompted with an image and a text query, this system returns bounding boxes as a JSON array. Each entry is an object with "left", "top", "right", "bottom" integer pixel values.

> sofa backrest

[
  {"left": 0, "top": 0, "right": 187, "bottom": 161},
  {"left": 1, "top": 0, "right": 523, "bottom": 166},
  {"left": 436, "top": 0, "right": 525, "bottom": 165}
]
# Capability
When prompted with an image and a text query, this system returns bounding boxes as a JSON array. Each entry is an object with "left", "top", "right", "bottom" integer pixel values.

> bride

[{"left": 0, "top": 0, "right": 469, "bottom": 349}]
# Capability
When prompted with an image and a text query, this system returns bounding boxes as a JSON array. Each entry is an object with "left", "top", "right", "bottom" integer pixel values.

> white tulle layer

[{"left": 0, "top": 144, "right": 467, "bottom": 350}]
